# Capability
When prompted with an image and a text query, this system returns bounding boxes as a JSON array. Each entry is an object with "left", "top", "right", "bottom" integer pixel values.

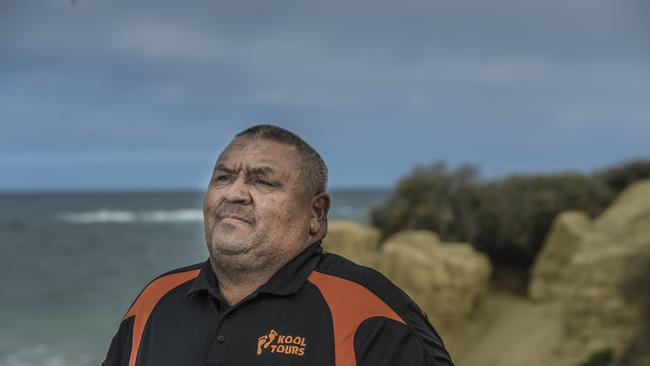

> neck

[
  {"left": 215, "top": 268, "right": 273, "bottom": 306},
  {"left": 210, "top": 245, "right": 298, "bottom": 305},
  {"left": 209, "top": 236, "right": 323, "bottom": 305}
]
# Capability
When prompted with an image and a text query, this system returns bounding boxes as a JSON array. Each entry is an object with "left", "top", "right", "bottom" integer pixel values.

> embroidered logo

[{"left": 256, "top": 329, "right": 307, "bottom": 356}]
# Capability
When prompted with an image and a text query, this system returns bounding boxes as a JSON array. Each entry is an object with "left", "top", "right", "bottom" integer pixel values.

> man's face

[{"left": 203, "top": 137, "right": 314, "bottom": 271}]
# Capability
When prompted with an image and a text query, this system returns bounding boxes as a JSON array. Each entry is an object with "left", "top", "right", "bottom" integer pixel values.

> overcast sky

[{"left": 1, "top": 0, "right": 649, "bottom": 191}]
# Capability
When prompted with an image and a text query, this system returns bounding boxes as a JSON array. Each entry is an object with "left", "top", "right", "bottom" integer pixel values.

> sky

[{"left": 1, "top": 0, "right": 649, "bottom": 191}]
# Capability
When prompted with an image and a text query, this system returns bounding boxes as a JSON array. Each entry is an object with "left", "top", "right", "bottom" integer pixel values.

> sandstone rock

[
  {"left": 541, "top": 180, "right": 650, "bottom": 365},
  {"left": 528, "top": 211, "right": 592, "bottom": 301},
  {"left": 377, "top": 230, "right": 492, "bottom": 331},
  {"left": 322, "top": 220, "right": 381, "bottom": 267}
]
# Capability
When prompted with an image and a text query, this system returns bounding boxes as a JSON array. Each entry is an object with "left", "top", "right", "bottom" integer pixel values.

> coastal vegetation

[{"left": 370, "top": 159, "right": 650, "bottom": 271}]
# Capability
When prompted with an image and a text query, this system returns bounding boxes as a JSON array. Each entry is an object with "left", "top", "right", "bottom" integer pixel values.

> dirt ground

[{"left": 441, "top": 290, "right": 566, "bottom": 366}]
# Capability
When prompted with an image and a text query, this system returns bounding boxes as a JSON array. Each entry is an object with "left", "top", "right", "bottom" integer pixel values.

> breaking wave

[{"left": 59, "top": 209, "right": 203, "bottom": 224}]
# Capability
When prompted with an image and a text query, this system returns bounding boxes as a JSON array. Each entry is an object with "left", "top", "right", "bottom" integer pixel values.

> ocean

[{"left": 0, "top": 189, "right": 390, "bottom": 366}]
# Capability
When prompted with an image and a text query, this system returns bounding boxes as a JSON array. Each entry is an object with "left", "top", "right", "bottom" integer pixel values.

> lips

[
  {"left": 219, "top": 215, "right": 250, "bottom": 224},
  {"left": 215, "top": 204, "right": 254, "bottom": 225}
]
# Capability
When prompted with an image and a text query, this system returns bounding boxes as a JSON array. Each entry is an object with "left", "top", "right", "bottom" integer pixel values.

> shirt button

[{"left": 217, "top": 335, "right": 225, "bottom": 343}]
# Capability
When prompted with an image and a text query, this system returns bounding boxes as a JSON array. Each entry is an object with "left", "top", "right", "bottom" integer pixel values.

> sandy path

[{"left": 443, "top": 291, "right": 565, "bottom": 366}]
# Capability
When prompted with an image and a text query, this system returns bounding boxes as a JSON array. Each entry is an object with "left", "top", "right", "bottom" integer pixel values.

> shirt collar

[
  {"left": 186, "top": 240, "right": 323, "bottom": 298},
  {"left": 186, "top": 258, "right": 219, "bottom": 298}
]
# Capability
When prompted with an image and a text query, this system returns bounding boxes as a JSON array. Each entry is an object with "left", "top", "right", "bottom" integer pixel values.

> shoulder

[
  {"left": 123, "top": 261, "right": 204, "bottom": 320},
  {"left": 151, "top": 261, "right": 205, "bottom": 282},
  {"left": 310, "top": 252, "right": 420, "bottom": 316},
  {"left": 309, "top": 252, "right": 454, "bottom": 365}
]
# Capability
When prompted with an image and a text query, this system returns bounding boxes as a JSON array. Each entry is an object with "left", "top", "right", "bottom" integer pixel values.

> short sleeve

[
  {"left": 354, "top": 317, "right": 454, "bottom": 366},
  {"left": 101, "top": 317, "right": 134, "bottom": 366}
]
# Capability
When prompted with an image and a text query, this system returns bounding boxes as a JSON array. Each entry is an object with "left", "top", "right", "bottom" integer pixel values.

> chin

[{"left": 208, "top": 234, "right": 257, "bottom": 257}]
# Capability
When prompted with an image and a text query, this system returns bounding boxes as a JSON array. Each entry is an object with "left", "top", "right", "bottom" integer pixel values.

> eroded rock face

[
  {"left": 377, "top": 230, "right": 492, "bottom": 331},
  {"left": 557, "top": 181, "right": 650, "bottom": 364},
  {"left": 322, "top": 223, "right": 492, "bottom": 332},
  {"left": 322, "top": 220, "right": 381, "bottom": 267},
  {"left": 528, "top": 211, "right": 592, "bottom": 301},
  {"left": 530, "top": 180, "right": 650, "bottom": 366}
]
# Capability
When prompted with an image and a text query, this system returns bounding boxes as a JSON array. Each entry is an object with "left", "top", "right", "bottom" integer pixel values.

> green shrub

[
  {"left": 577, "top": 349, "right": 614, "bottom": 366},
  {"left": 370, "top": 162, "right": 482, "bottom": 243},
  {"left": 371, "top": 160, "right": 650, "bottom": 269},
  {"left": 473, "top": 173, "right": 613, "bottom": 267},
  {"left": 595, "top": 160, "right": 650, "bottom": 194}
]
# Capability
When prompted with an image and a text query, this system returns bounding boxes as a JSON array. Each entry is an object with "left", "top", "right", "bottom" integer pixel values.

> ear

[{"left": 309, "top": 192, "right": 331, "bottom": 236}]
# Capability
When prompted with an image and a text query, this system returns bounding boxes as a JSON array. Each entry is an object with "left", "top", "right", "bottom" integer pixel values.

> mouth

[{"left": 218, "top": 215, "right": 251, "bottom": 225}]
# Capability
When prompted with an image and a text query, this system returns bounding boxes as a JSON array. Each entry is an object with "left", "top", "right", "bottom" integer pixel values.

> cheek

[
  {"left": 204, "top": 187, "right": 222, "bottom": 208},
  {"left": 203, "top": 191, "right": 220, "bottom": 221},
  {"left": 258, "top": 198, "right": 310, "bottom": 226}
]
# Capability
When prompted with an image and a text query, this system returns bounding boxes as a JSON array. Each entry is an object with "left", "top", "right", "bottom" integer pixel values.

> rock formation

[
  {"left": 322, "top": 220, "right": 381, "bottom": 267},
  {"left": 529, "top": 211, "right": 592, "bottom": 301},
  {"left": 377, "top": 230, "right": 492, "bottom": 331},
  {"left": 529, "top": 180, "right": 650, "bottom": 366},
  {"left": 323, "top": 222, "right": 492, "bottom": 333}
]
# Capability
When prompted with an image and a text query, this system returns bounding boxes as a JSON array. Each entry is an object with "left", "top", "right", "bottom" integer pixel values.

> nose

[{"left": 223, "top": 175, "right": 251, "bottom": 204}]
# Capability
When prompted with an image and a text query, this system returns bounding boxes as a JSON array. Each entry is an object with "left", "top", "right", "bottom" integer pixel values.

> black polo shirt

[{"left": 102, "top": 241, "right": 454, "bottom": 366}]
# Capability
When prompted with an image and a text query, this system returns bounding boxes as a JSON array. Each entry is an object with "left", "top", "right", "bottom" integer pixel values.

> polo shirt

[{"left": 102, "top": 241, "right": 454, "bottom": 366}]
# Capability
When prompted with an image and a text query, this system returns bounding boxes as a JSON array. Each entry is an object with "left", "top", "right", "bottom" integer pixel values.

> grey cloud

[{"left": 1, "top": 0, "right": 649, "bottom": 188}]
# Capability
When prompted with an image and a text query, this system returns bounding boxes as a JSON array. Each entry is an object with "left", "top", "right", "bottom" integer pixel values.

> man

[{"left": 102, "top": 124, "right": 454, "bottom": 366}]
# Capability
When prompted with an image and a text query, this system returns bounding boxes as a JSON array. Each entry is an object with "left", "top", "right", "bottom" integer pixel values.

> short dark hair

[{"left": 235, "top": 124, "right": 328, "bottom": 195}]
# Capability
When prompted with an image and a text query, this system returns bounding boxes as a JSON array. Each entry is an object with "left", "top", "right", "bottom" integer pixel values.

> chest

[{"left": 136, "top": 290, "right": 335, "bottom": 366}]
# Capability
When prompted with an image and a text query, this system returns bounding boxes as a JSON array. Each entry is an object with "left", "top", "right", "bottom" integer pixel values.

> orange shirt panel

[
  {"left": 123, "top": 269, "right": 201, "bottom": 366},
  {"left": 308, "top": 271, "right": 405, "bottom": 366}
]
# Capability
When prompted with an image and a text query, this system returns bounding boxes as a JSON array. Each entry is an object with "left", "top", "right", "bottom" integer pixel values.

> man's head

[
  {"left": 203, "top": 124, "right": 330, "bottom": 275},
  {"left": 235, "top": 125, "right": 328, "bottom": 196}
]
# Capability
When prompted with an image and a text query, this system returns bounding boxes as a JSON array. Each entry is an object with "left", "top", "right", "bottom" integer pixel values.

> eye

[
  {"left": 254, "top": 179, "right": 273, "bottom": 187},
  {"left": 213, "top": 175, "right": 234, "bottom": 184}
]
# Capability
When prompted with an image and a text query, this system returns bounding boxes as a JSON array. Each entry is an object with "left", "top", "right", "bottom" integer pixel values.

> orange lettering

[{"left": 257, "top": 331, "right": 307, "bottom": 357}]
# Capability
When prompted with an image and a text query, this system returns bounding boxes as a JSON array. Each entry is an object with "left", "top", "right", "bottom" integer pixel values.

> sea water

[{"left": 0, "top": 189, "right": 389, "bottom": 366}]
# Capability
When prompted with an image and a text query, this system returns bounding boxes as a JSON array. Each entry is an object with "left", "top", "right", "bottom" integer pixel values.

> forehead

[{"left": 216, "top": 137, "right": 300, "bottom": 171}]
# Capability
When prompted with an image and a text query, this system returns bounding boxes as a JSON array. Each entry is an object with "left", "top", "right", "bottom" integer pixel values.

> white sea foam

[
  {"left": 139, "top": 209, "right": 203, "bottom": 222},
  {"left": 60, "top": 210, "right": 136, "bottom": 223},
  {"left": 59, "top": 209, "right": 203, "bottom": 224}
]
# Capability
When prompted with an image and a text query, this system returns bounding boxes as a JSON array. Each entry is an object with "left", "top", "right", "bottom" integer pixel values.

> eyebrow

[
  {"left": 214, "top": 164, "right": 276, "bottom": 176},
  {"left": 214, "top": 164, "right": 235, "bottom": 174},
  {"left": 249, "top": 166, "right": 275, "bottom": 176}
]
